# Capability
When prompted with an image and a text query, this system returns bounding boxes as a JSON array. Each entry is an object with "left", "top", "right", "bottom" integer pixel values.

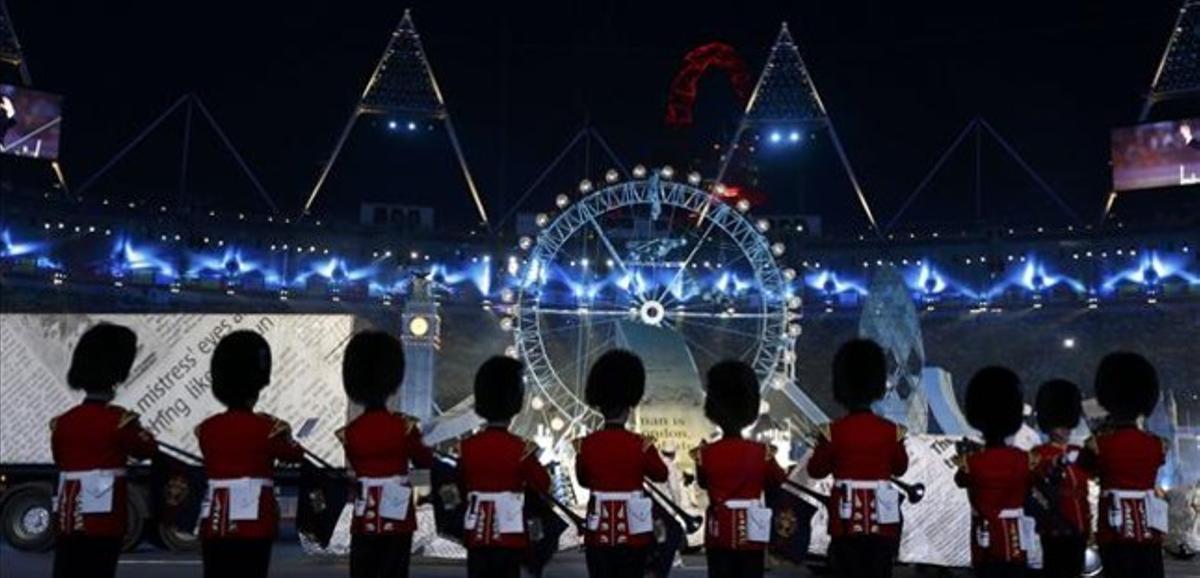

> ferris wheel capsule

[
  {"left": 687, "top": 171, "right": 702, "bottom": 185},
  {"left": 661, "top": 165, "right": 675, "bottom": 179},
  {"left": 735, "top": 198, "right": 750, "bottom": 212},
  {"left": 632, "top": 165, "right": 647, "bottom": 178},
  {"left": 555, "top": 194, "right": 571, "bottom": 209},
  {"left": 535, "top": 213, "right": 550, "bottom": 228},
  {"left": 518, "top": 236, "right": 533, "bottom": 250},
  {"left": 771, "top": 242, "right": 787, "bottom": 257},
  {"left": 578, "top": 180, "right": 593, "bottom": 194},
  {"left": 605, "top": 169, "right": 620, "bottom": 183}
]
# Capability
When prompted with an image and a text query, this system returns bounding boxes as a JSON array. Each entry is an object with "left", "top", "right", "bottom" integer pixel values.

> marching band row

[{"left": 48, "top": 322, "right": 1168, "bottom": 578}]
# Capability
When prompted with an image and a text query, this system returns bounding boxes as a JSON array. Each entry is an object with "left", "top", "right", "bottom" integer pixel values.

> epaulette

[
  {"left": 896, "top": 424, "right": 908, "bottom": 441},
  {"left": 117, "top": 408, "right": 141, "bottom": 429},
  {"left": 764, "top": 443, "right": 778, "bottom": 462},
  {"left": 398, "top": 412, "right": 420, "bottom": 436},
  {"left": 264, "top": 415, "right": 292, "bottom": 439},
  {"left": 817, "top": 423, "right": 832, "bottom": 443},
  {"left": 522, "top": 439, "right": 540, "bottom": 460}
]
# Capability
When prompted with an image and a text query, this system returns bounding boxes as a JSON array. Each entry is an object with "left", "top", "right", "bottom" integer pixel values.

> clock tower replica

[{"left": 396, "top": 273, "right": 440, "bottom": 421}]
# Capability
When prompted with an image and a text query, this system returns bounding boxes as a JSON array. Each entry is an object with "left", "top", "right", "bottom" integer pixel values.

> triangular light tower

[
  {"left": 302, "top": 9, "right": 489, "bottom": 226},
  {"left": 1140, "top": 0, "right": 1200, "bottom": 121},
  {"left": 719, "top": 23, "right": 879, "bottom": 234}
]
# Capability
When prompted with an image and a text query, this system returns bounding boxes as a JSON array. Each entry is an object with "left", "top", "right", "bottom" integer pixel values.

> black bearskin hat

[
  {"left": 965, "top": 366, "right": 1025, "bottom": 442},
  {"left": 211, "top": 331, "right": 272, "bottom": 409},
  {"left": 67, "top": 323, "right": 138, "bottom": 392},
  {"left": 832, "top": 339, "right": 887, "bottom": 410},
  {"left": 474, "top": 356, "right": 525, "bottom": 422},
  {"left": 342, "top": 331, "right": 405, "bottom": 407},
  {"left": 584, "top": 349, "right": 645, "bottom": 419},
  {"left": 1034, "top": 379, "right": 1083, "bottom": 432},
  {"left": 704, "top": 360, "right": 761, "bottom": 432},
  {"left": 1095, "top": 351, "right": 1159, "bottom": 420}
]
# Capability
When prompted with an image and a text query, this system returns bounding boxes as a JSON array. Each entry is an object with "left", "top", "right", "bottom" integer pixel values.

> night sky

[{"left": 5, "top": 0, "right": 1187, "bottom": 228}]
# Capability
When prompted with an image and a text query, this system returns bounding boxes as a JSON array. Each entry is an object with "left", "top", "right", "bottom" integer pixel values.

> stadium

[{"left": 0, "top": 1, "right": 1197, "bottom": 576}]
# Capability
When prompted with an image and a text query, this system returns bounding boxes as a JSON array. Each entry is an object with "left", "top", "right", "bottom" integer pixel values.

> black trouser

[
  {"left": 201, "top": 538, "right": 273, "bottom": 578},
  {"left": 829, "top": 535, "right": 898, "bottom": 578},
  {"left": 706, "top": 548, "right": 765, "bottom": 578},
  {"left": 52, "top": 536, "right": 122, "bottom": 578},
  {"left": 974, "top": 562, "right": 1027, "bottom": 578},
  {"left": 467, "top": 546, "right": 524, "bottom": 578},
  {"left": 350, "top": 533, "right": 414, "bottom": 578},
  {"left": 1099, "top": 542, "right": 1164, "bottom": 578},
  {"left": 585, "top": 545, "right": 648, "bottom": 578},
  {"left": 1040, "top": 534, "right": 1085, "bottom": 578}
]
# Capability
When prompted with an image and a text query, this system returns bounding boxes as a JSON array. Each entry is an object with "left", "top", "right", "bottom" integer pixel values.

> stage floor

[{"left": 3, "top": 543, "right": 1199, "bottom": 577}]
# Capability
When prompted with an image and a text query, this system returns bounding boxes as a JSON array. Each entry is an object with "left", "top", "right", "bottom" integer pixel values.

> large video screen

[
  {"left": 1111, "top": 118, "right": 1200, "bottom": 192},
  {"left": 0, "top": 84, "right": 62, "bottom": 160}
]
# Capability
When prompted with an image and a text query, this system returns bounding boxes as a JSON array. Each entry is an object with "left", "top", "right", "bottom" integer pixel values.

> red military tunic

[
  {"left": 196, "top": 410, "right": 304, "bottom": 540},
  {"left": 955, "top": 445, "right": 1034, "bottom": 566},
  {"left": 51, "top": 400, "right": 157, "bottom": 538},
  {"left": 1030, "top": 442, "right": 1090, "bottom": 537},
  {"left": 806, "top": 412, "right": 909, "bottom": 539},
  {"left": 458, "top": 426, "right": 552, "bottom": 549},
  {"left": 1080, "top": 424, "right": 1167, "bottom": 545},
  {"left": 695, "top": 437, "right": 786, "bottom": 550},
  {"left": 575, "top": 424, "right": 669, "bottom": 548},
  {"left": 337, "top": 409, "right": 434, "bottom": 535}
]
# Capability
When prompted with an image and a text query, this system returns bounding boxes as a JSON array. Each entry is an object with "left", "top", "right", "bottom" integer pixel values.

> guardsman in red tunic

[
  {"left": 806, "top": 339, "right": 909, "bottom": 578},
  {"left": 336, "top": 331, "right": 434, "bottom": 578},
  {"left": 196, "top": 331, "right": 304, "bottom": 578},
  {"left": 50, "top": 323, "right": 157, "bottom": 578},
  {"left": 954, "top": 367, "right": 1035, "bottom": 578},
  {"left": 693, "top": 360, "right": 787, "bottom": 578},
  {"left": 574, "top": 350, "right": 670, "bottom": 578},
  {"left": 459, "top": 356, "right": 553, "bottom": 578},
  {"left": 1029, "top": 379, "right": 1090, "bottom": 578},
  {"left": 1077, "top": 352, "right": 1167, "bottom": 578}
]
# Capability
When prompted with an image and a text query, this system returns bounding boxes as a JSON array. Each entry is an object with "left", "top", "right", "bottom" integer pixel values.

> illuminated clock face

[{"left": 408, "top": 316, "right": 430, "bottom": 337}]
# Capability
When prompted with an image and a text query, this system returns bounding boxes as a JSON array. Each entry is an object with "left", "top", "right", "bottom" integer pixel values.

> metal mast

[
  {"left": 717, "top": 23, "right": 879, "bottom": 235},
  {"left": 302, "top": 9, "right": 489, "bottom": 226},
  {"left": 1140, "top": 0, "right": 1200, "bottom": 121}
]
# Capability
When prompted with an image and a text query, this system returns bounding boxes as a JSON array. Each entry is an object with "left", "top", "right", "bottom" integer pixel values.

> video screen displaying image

[
  {"left": 1111, "top": 117, "right": 1200, "bottom": 192},
  {"left": 0, "top": 84, "right": 63, "bottom": 160}
]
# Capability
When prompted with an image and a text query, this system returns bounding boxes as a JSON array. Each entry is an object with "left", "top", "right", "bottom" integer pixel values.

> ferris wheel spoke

[
  {"left": 533, "top": 317, "right": 622, "bottom": 337},
  {"left": 534, "top": 307, "right": 632, "bottom": 318},
  {"left": 585, "top": 211, "right": 635, "bottom": 283},
  {"left": 672, "top": 317, "right": 764, "bottom": 340},
  {"left": 657, "top": 205, "right": 721, "bottom": 303},
  {"left": 664, "top": 309, "right": 775, "bottom": 320},
  {"left": 552, "top": 333, "right": 616, "bottom": 386},
  {"left": 665, "top": 319, "right": 726, "bottom": 363}
]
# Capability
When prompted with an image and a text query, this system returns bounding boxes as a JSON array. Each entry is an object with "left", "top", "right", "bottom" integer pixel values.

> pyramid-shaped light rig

[
  {"left": 742, "top": 23, "right": 828, "bottom": 126},
  {"left": 1142, "top": 0, "right": 1200, "bottom": 119},
  {"left": 359, "top": 10, "right": 447, "bottom": 118}
]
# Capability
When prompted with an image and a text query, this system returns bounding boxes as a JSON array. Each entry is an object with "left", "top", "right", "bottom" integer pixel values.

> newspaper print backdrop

[
  {"left": 789, "top": 434, "right": 973, "bottom": 568},
  {"left": 0, "top": 313, "right": 361, "bottom": 465}
]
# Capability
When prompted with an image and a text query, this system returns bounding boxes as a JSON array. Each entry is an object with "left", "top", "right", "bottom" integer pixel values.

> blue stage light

[
  {"left": 788, "top": 130, "right": 801, "bottom": 143},
  {"left": 387, "top": 120, "right": 398, "bottom": 130},
  {"left": 407, "top": 121, "right": 418, "bottom": 131},
  {"left": 769, "top": 131, "right": 782, "bottom": 144}
]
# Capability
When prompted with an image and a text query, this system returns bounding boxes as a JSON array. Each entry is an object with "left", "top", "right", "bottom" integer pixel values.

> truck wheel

[
  {"left": 1, "top": 483, "right": 55, "bottom": 551},
  {"left": 157, "top": 522, "right": 199, "bottom": 552},
  {"left": 122, "top": 485, "right": 149, "bottom": 552}
]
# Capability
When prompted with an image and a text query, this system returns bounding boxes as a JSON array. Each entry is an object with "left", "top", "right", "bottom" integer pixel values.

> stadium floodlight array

[
  {"left": 302, "top": 9, "right": 488, "bottom": 227},
  {"left": 1141, "top": 0, "right": 1200, "bottom": 121},
  {"left": 719, "top": 23, "right": 880, "bottom": 236}
]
